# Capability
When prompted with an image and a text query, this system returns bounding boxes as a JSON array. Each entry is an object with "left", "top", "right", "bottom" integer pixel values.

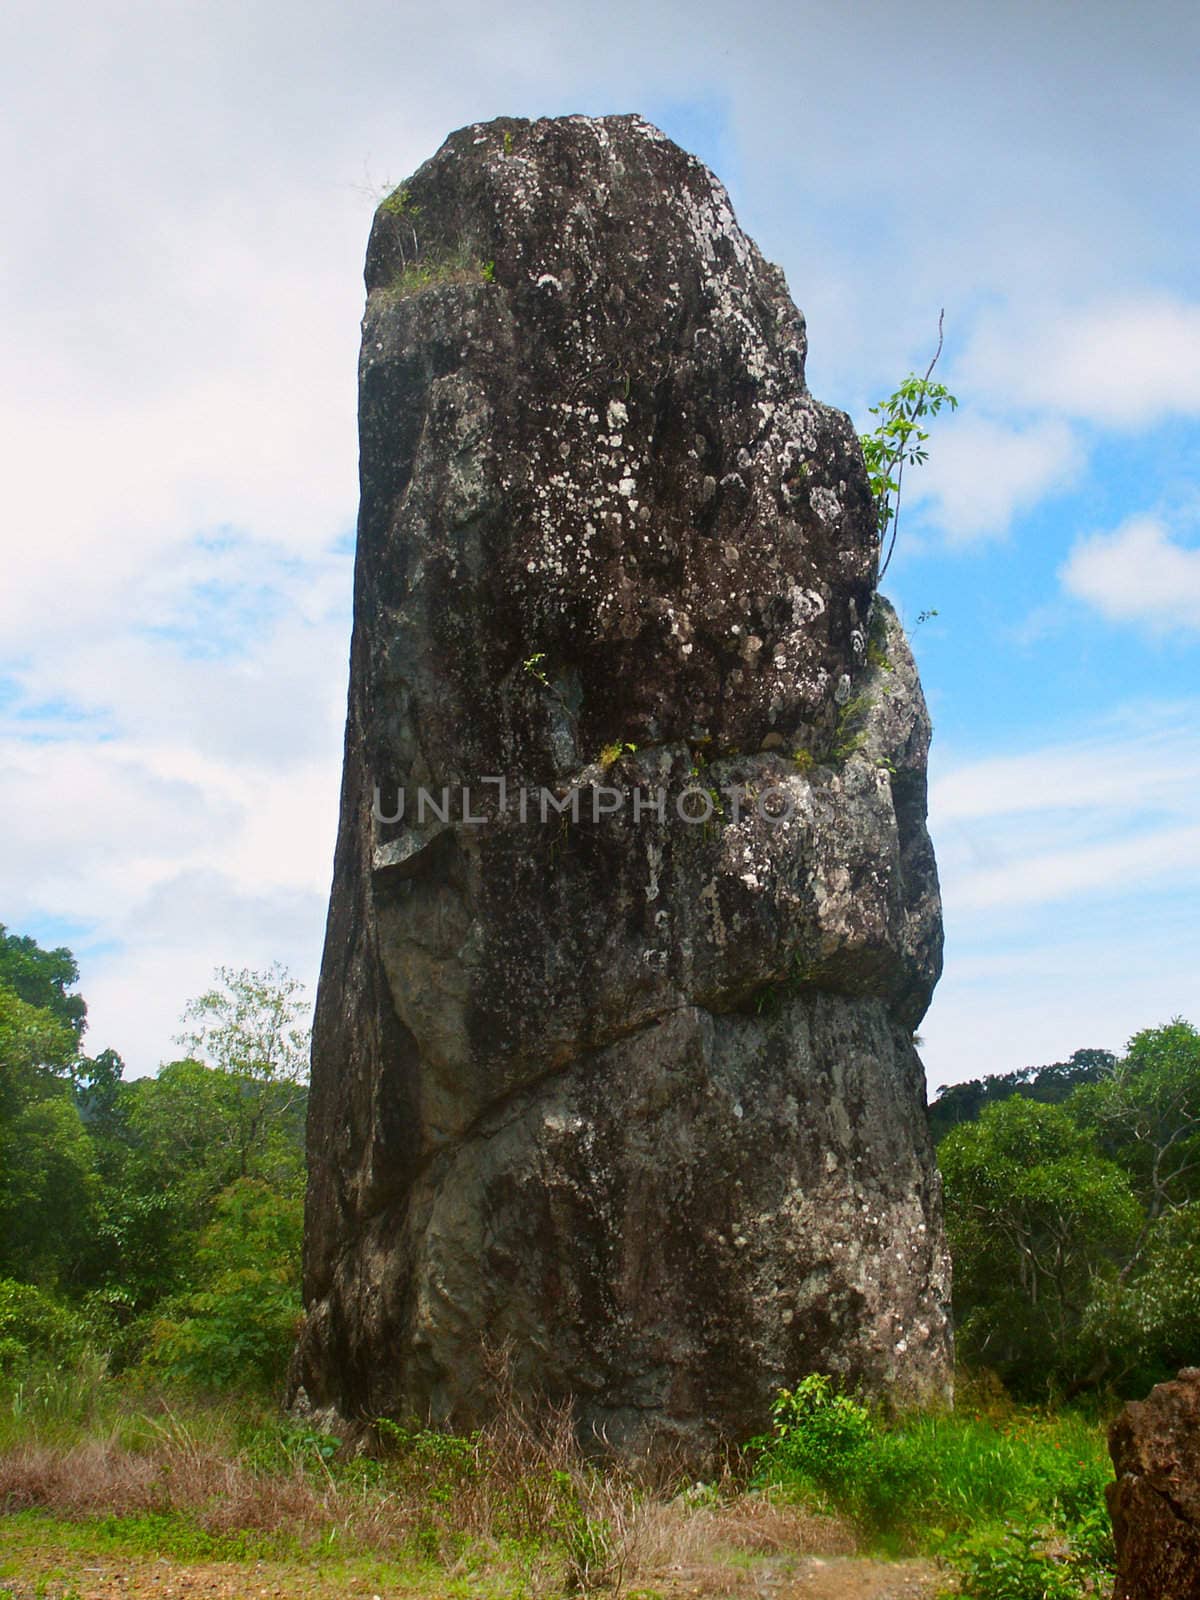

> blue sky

[{"left": 1, "top": 0, "right": 1197, "bottom": 1091}]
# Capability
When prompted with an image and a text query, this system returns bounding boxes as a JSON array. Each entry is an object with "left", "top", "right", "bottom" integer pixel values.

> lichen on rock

[{"left": 292, "top": 113, "right": 952, "bottom": 1457}]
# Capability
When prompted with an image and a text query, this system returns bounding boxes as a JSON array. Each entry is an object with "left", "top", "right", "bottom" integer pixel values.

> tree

[
  {"left": 144, "top": 1178, "right": 303, "bottom": 1390},
  {"left": 1072, "top": 1020, "right": 1200, "bottom": 1222},
  {"left": 939, "top": 1097, "right": 1141, "bottom": 1394},
  {"left": 153, "top": 964, "right": 311, "bottom": 1192},
  {"left": 0, "top": 924, "right": 87, "bottom": 1043},
  {"left": 0, "top": 1096, "right": 100, "bottom": 1288},
  {"left": 1088, "top": 1204, "right": 1200, "bottom": 1391},
  {"left": 928, "top": 1047, "right": 1114, "bottom": 1142},
  {"left": 126, "top": 1056, "right": 305, "bottom": 1210},
  {"left": 0, "top": 985, "right": 76, "bottom": 1118},
  {"left": 0, "top": 926, "right": 125, "bottom": 1119},
  {"left": 0, "top": 936, "right": 312, "bottom": 1377},
  {"left": 176, "top": 963, "right": 310, "bottom": 1084}
]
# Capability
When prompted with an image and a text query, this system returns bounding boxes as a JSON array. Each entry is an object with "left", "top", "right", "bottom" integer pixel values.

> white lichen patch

[{"left": 810, "top": 485, "right": 843, "bottom": 526}]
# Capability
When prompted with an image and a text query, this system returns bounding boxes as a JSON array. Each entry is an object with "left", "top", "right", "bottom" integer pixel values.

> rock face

[
  {"left": 292, "top": 113, "right": 951, "bottom": 1455},
  {"left": 1108, "top": 1368, "right": 1200, "bottom": 1600}
]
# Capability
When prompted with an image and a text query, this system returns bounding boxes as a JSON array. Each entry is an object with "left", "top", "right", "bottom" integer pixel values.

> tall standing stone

[{"left": 292, "top": 114, "right": 951, "bottom": 1455}]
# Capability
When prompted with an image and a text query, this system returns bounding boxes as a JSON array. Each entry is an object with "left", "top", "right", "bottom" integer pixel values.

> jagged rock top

[{"left": 359, "top": 113, "right": 878, "bottom": 770}]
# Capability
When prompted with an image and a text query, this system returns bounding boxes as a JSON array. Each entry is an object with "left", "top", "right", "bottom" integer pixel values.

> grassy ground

[{"left": 0, "top": 1362, "right": 1115, "bottom": 1600}]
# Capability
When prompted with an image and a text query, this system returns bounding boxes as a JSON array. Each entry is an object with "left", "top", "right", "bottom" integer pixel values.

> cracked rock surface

[{"left": 292, "top": 113, "right": 951, "bottom": 1455}]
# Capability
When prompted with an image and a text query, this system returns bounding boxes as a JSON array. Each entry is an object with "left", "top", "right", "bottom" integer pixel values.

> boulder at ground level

[{"left": 1108, "top": 1367, "right": 1200, "bottom": 1600}]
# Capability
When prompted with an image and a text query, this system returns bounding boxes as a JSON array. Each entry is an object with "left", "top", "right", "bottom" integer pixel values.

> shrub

[
  {"left": 751, "top": 1375, "right": 876, "bottom": 1495},
  {"left": 953, "top": 1522, "right": 1079, "bottom": 1600},
  {"left": 142, "top": 1179, "right": 301, "bottom": 1391},
  {"left": 0, "top": 1279, "right": 89, "bottom": 1370},
  {"left": 752, "top": 1379, "right": 1114, "bottom": 1595}
]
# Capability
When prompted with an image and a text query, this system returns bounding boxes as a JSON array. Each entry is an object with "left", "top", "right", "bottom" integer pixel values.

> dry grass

[
  {"left": 630, "top": 1494, "right": 857, "bottom": 1565},
  {"left": 0, "top": 1360, "right": 858, "bottom": 1595},
  {"left": 0, "top": 1424, "right": 328, "bottom": 1534},
  {"left": 0, "top": 1422, "right": 858, "bottom": 1595}
]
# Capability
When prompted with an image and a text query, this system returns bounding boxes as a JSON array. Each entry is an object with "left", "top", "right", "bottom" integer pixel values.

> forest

[{"left": 2, "top": 918, "right": 1198, "bottom": 1598}]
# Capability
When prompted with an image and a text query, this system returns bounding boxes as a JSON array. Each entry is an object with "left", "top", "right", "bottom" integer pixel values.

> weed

[
  {"left": 860, "top": 320, "right": 958, "bottom": 581},
  {"left": 751, "top": 1380, "right": 1114, "bottom": 1595},
  {"left": 951, "top": 1522, "right": 1079, "bottom": 1599},
  {"left": 866, "top": 608, "right": 893, "bottom": 672},
  {"left": 751, "top": 949, "right": 818, "bottom": 1016},
  {"left": 523, "top": 651, "right": 550, "bottom": 688},
  {"left": 383, "top": 247, "right": 494, "bottom": 299},
  {"left": 598, "top": 740, "right": 638, "bottom": 770},
  {"left": 829, "top": 693, "right": 871, "bottom": 761},
  {"left": 380, "top": 185, "right": 419, "bottom": 218},
  {"left": 750, "top": 1377, "right": 874, "bottom": 1496}
]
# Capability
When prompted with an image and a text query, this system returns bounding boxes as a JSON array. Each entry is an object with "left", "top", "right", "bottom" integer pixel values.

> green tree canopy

[
  {"left": 1072, "top": 1020, "right": 1200, "bottom": 1219},
  {"left": 143, "top": 1178, "right": 302, "bottom": 1390},
  {"left": 939, "top": 1096, "right": 1141, "bottom": 1393},
  {"left": 0, "top": 985, "right": 77, "bottom": 1118},
  {"left": 0, "top": 1096, "right": 100, "bottom": 1288},
  {"left": 929, "top": 1048, "right": 1115, "bottom": 1142},
  {"left": 176, "top": 963, "right": 310, "bottom": 1083},
  {"left": 0, "top": 924, "right": 87, "bottom": 1042}
]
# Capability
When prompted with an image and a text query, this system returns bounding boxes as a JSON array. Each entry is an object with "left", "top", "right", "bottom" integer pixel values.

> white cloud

[
  {"left": 931, "top": 707, "right": 1200, "bottom": 912},
  {"left": 0, "top": 712, "right": 341, "bottom": 1072},
  {"left": 907, "top": 413, "right": 1083, "bottom": 543},
  {"left": 3, "top": 0, "right": 1200, "bottom": 1089},
  {"left": 944, "top": 824, "right": 1200, "bottom": 914},
  {"left": 0, "top": 531, "right": 349, "bottom": 1074},
  {"left": 922, "top": 706, "right": 1200, "bottom": 1086},
  {"left": 1061, "top": 514, "right": 1200, "bottom": 632},
  {"left": 963, "top": 297, "right": 1200, "bottom": 429},
  {"left": 932, "top": 713, "right": 1200, "bottom": 824},
  {"left": 0, "top": 265, "right": 361, "bottom": 658}
]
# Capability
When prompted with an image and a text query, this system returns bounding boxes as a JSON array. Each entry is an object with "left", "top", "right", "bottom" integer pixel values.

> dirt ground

[
  {"left": 654, "top": 1552, "right": 943, "bottom": 1598},
  {"left": 0, "top": 1545, "right": 946, "bottom": 1600}
]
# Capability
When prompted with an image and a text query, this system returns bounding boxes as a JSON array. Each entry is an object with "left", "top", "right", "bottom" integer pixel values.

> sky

[{"left": 1, "top": 0, "right": 1197, "bottom": 1094}]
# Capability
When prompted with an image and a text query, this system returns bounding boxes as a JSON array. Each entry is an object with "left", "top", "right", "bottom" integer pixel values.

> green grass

[
  {"left": 382, "top": 248, "right": 494, "bottom": 299},
  {"left": 839, "top": 1408, "right": 1111, "bottom": 1537},
  {"left": 751, "top": 1376, "right": 1116, "bottom": 1597},
  {"left": 0, "top": 1359, "right": 1120, "bottom": 1600},
  {"left": 0, "top": 1508, "right": 291, "bottom": 1563},
  {"left": 0, "top": 1513, "right": 542, "bottom": 1600}
]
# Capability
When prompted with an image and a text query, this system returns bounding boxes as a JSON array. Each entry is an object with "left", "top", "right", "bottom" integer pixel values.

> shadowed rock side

[{"left": 292, "top": 113, "right": 951, "bottom": 1455}]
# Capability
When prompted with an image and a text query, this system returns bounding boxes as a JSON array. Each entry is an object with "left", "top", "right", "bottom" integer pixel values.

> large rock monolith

[
  {"left": 292, "top": 114, "right": 951, "bottom": 1456},
  {"left": 1108, "top": 1368, "right": 1200, "bottom": 1600}
]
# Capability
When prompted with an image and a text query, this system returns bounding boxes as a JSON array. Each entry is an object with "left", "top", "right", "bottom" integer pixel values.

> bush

[
  {"left": 752, "top": 1379, "right": 1115, "bottom": 1595},
  {"left": 751, "top": 1374, "right": 876, "bottom": 1497},
  {"left": 142, "top": 1179, "right": 301, "bottom": 1391},
  {"left": 0, "top": 1279, "right": 89, "bottom": 1370},
  {"left": 953, "top": 1523, "right": 1080, "bottom": 1600}
]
